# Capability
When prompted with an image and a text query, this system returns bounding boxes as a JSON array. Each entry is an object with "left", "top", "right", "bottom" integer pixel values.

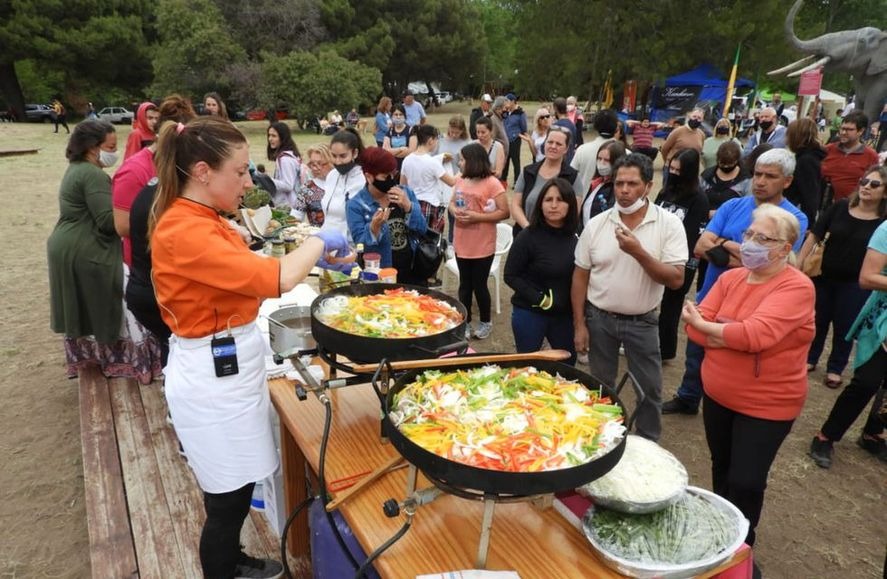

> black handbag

[
  {"left": 704, "top": 240, "right": 731, "bottom": 268},
  {"left": 410, "top": 229, "right": 447, "bottom": 280}
]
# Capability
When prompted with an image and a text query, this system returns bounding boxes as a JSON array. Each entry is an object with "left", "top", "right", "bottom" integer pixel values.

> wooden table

[{"left": 269, "top": 377, "right": 749, "bottom": 578}]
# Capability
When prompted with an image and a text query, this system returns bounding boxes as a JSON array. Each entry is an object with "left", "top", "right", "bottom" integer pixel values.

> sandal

[{"left": 824, "top": 375, "right": 843, "bottom": 389}]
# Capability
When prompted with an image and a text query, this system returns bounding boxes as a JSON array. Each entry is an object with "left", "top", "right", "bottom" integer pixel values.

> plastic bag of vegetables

[{"left": 582, "top": 487, "right": 749, "bottom": 579}]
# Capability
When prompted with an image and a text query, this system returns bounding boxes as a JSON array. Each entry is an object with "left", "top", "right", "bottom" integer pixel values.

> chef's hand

[
  {"left": 226, "top": 219, "right": 253, "bottom": 244},
  {"left": 312, "top": 229, "right": 348, "bottom": 256},
  {"left": 316, "top": 256, "right": 354, "bottom": 273},
  {"left": 387, "top": 186, "right": 411, "bottom": 212}
]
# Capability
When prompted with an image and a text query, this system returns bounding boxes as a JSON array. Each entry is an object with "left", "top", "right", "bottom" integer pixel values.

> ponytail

[
  {"left": 149, "top": 116, "right": 247, "bottom": 237},
  {"left": 331, "top": 126, "right": 365, "bottom": 158}
]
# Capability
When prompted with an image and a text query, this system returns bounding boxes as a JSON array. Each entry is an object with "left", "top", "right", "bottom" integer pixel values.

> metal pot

[
  {"left": 310, "top": 283, "right": 467, "bottom": 364},
  {"left": 268, "top": 305, "right": 316, "bottom": 356},
  {"left": 380, "top": 357, "right": 632, "bottom": 496}
]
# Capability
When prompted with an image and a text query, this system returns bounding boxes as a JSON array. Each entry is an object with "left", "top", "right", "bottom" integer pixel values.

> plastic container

[
  {"left": 363, "top": 252, "right": 381, "bottom": 272},
  {"left": 378, "top": 268, "right": 397, "bottom": 283},
  {"left": 359, "top": 271, "right": 379, "bottom": 282},
  {"left": 454, "top": 190, "right": 466, "bottom": 209}
]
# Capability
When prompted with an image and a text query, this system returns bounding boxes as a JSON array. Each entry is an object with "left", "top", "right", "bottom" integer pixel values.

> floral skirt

[{"left": 64, "top": 265, "right": 163, "bottom": 385}]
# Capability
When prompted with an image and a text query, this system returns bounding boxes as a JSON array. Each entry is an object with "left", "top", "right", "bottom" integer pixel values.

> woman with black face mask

[
  {"left": 345, "top": 147, "right": 428, "bottom": 284},
  {"left": 655, "top": 148, "right": 710, "bottom": 361},
  {"left": 322, "top": 127, "right": 366, "bottom": 234},
  {"left": 698, "top": 140, "right": 751, "bottom": 290}
]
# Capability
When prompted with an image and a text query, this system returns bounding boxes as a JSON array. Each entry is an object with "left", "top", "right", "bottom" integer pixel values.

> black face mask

[
  {"left": 373, "top": 175, "right": 398, "bottom": 193},
  {"left": 334, "top": 160, "right": 356, "bottom": 175},
  {"left": 716, "top": 127, "right": 729, "bottom": 135},
  {"left": 758, "top": 120, "right": 773, "bottom": 131},
  {"left": 687, "top": 119, "right": 702, "bottom": 129}
]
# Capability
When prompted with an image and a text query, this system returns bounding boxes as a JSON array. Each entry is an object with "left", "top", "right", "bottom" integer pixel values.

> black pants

[
  {"left": 456, "top": 255, "right": 494, "bottom": 324},
  {"left": 201, "top": 482, "right": 254, "bottom": 579},
  {"left": 658, "top": 266, "right": 696, "bottom": 360},
  {"left": 126, "top": 278, "right": 172, "bottom": 366},
  {"left": 54, "top": 114, "right": 69, "bottom": 133},
  {"left": 820, "top": 346, "right": 887, "bottom": 441},
  {"left": 703, "top": 394, "right": 794, "bottom": 547},
  {"left": 632, "top": 146, "right": 659, "bottom": 163},
  {"left": 502, "top": 137, "right": 522, "bottom": 184}
]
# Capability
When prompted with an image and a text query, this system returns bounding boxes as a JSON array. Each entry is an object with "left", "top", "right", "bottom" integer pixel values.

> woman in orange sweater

[{"left": 682, "top": 204, "right": 815, "bottom": 550}]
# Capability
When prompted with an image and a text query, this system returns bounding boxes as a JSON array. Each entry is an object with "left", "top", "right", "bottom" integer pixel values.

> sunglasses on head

[{"left": 859, "top": 177, "right": 883, "bottom": 188}]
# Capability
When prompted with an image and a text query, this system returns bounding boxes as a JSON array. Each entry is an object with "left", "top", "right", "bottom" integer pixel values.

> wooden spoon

[{"left": 350, "top": 349, "right": 571, "bottom": 374}]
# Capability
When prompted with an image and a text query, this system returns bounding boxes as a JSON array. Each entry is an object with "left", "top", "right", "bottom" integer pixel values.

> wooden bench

[{"left": 79, "top": 366, "right": 294, "bottom": 578}]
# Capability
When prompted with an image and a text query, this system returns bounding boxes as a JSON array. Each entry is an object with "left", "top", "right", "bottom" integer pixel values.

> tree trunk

[{"left": 0, "top": 62, "right": 26, "bottom": 121}]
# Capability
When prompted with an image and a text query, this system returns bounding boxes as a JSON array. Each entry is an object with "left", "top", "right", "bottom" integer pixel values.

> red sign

[
  {"left": 623, "top": 81, "right": 637, "bottom": 112},
  {"left": 797, "top": 70, "right": 823, "bottom": 96}
]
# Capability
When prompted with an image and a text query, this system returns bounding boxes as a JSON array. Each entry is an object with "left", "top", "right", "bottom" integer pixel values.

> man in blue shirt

[
  {"left": 502, "top": 93, "right": 527, "bottom": 185},
  {"left": 663, "top": 148, "right": 809, "bottom": 415},
  {"left": 402, "top": 90, "right": 426, "bottom": 127}
]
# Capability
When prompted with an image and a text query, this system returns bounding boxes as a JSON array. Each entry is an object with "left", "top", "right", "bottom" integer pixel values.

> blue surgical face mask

[{"left": 739, "top": 239, "right": 774, "bottom": 270}]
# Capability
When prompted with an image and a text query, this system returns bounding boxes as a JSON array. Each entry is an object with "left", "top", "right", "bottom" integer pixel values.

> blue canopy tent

[{"left": 647, "top": 64, "right": 755, "bottom": 123}]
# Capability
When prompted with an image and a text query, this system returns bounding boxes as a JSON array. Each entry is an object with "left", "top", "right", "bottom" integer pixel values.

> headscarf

[{"left": 124, "top": 102, "right": 158, "bottom": 160}]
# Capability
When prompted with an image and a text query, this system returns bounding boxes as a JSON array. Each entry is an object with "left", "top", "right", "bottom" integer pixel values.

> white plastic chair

[{"left": 445, "top": 223, "right": 514, "bottom": 314}]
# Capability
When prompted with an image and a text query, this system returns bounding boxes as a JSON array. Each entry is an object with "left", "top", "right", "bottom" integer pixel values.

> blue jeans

[
  {"left": 585, "top": 303, "right": 663, "bottom": 441},
  {"left": 807, "top": 277, "right": 871, "bottom": 375},
  {"left": 511, "top": 306, "right": 576, "bottom": 365},
  {"left": 675, "top": 339, "right": 705, "bottom": 406}
]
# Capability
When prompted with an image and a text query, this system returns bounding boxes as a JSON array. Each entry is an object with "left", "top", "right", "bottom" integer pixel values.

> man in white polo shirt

[{"left": 572, "top": 153, "right": 688, "bottom": 441}]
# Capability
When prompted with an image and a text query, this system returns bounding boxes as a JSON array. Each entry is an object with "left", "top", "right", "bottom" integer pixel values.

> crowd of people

[{"left": 45, "top": 88, "right": 886, "bottom": 577}]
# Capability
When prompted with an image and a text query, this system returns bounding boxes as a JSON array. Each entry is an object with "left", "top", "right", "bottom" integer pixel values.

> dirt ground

[{"left": 0, "top": 110, "right": 883, "bottom": 579}]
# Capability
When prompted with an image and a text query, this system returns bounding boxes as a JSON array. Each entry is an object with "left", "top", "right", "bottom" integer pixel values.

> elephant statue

[{"left": 768, "top": 0, "right": 887, "bottom": 125}]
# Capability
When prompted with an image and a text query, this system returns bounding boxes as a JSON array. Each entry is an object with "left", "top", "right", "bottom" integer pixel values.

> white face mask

[
  {"left": 596, "top": 161, "right": 612, "bottom": 177},
  {"left": 616, "top": 196, "right": 647, "bottom": 214},
  {"left": 99, "top": 150, "right": 119, "bottom": 168}
]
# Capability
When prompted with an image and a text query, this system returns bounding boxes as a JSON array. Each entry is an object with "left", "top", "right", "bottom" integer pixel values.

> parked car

[
  {"left": 437, "top": 91, "right": 453, "bottom": 104},
  {"left": 24, "top": 104, "right": 54, "bottom": 123},
  {"left": 97, "top": 106, "right": 134, "bottom": 124}
]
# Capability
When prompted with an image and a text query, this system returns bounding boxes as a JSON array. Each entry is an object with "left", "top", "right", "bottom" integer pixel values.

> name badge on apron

[{"left": 211, "top": 335, "right": 239, "bottom": 377}]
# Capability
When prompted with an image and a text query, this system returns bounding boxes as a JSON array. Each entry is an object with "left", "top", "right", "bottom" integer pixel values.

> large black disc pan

[
  {"left": 311, "top": 283, "right": 468, "bottom": 364},
  {"left": 382, "top": 358, "right": 628, "bottom": 496}
]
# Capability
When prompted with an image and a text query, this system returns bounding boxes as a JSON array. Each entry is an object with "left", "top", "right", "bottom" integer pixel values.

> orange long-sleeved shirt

[
  {"left": 152, "top": 198, "right": 280, "bottom": 338},
  {"left": 686, "top": 266, "right": 815, "bottom": 420}
]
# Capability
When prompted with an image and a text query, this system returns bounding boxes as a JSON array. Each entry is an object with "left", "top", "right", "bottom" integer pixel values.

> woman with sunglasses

[
  {"left": 520, "top": 107, "right": 551, "bottom": 162},
  {"left": 810, "top": 217, "right": 887, "bottom": 468},
  {"left": 292, "top": 143, "right": 333, "bottom": 226},
  {"left": 798, "top": 165, "right": 887, "bottom": 388},
  {"left": 682, "top": 204, "right": 814, "bottom": 554}
]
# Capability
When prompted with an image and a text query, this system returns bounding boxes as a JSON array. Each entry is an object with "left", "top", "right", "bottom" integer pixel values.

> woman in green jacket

[{"left": 48, "top": 120, "right": 161, "bottom": 383}]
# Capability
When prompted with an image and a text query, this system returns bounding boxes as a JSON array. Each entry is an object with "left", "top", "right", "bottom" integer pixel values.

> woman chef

[{"left": 149, "top": 117, "right": 348, "bottom": 578}]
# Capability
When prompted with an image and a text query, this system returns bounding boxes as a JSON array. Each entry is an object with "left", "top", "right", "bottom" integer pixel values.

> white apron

[{"left": 165, "top": 322, "right": 278, "bottom": 494}]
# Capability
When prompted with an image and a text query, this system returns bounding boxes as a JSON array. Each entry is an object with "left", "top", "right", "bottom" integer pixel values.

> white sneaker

[{"left": 474, "top": 322, "right": 493, "bottom": 340}]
